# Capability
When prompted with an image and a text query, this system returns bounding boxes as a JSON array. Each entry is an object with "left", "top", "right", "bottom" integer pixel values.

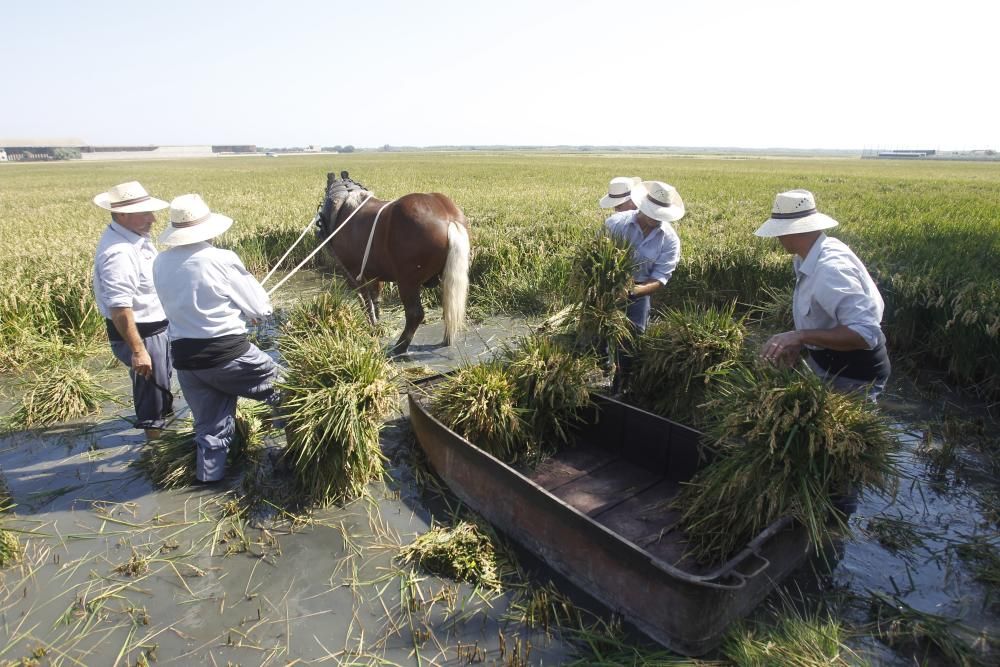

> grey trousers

[
  {"left": 176, "top": 345, "right": 280, "bottom": 482},
  {"left": 111, "top": 331, "right": 174, "bottom": 430}
]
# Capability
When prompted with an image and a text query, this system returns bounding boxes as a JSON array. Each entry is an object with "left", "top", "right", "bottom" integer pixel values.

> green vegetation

[
  {"left": 0, "top": 154, "right": 995, "bottom": 397},
  {"left": 5, "top": 361, "right": 114, "bottom": 429},
  {"left": 626, "top": 302, "right": 746, "bottom": 427},
  {"left": 675, "top": 364, "right": 897, "bottom": 564},
  {"left": 397, "top": 520, "right": 501, "bottom": 589}
]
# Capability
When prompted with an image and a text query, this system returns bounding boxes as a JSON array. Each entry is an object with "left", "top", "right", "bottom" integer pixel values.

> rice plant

[
  {"left": 5, "top": 361, "right": 115, "bottom": 430},
  {"left": 0, "top": 528, "right": 21, "bottom": 568},
  {"left": 281, "top": 283, "right": 372, "bottom": 340},
  {"left": 566, "top": 231, "right": 637, "bottom": 355},
  {"left": 675, "top": 363, "right": 897, "bottom": 564},
  {"left": 953, "top": 537, "right": 1000, "bottom": 588},
  {"left": 499, "top": 334, "right": 599, "bottom": 447},
  {"left": 431, "top": 361, "right": 530, "bottom": 462},
  {"left": 722, "top": 611, "right": 862, "bottom": 666},
  {"left": 626, "top": 301, "right": 746, "bottom": 426},
  {"left": 397, "top": 520, "right": 501, "bottom": 590},
  {"left": 279, "top": 329, "right": 394, "bottom": 506}
]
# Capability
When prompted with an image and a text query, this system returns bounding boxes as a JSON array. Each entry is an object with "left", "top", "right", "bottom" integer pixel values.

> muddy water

[{"left": 1, "top": 271, "right": 998, "bottom": 664}]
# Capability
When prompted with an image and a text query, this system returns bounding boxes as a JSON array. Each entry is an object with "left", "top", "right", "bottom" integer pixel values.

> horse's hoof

[{"left": 388, "top": 346, "right": 410, "bottom": 358}]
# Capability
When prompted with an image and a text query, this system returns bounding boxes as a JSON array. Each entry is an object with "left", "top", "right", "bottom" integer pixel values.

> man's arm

[{"left": 110, "top": 307, "right": 153, "bottom": 378}]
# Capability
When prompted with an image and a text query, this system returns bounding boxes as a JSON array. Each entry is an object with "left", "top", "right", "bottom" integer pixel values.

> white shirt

[
  {"left": 604, "top": 211, "right": 681, "bottom": 285},
  {"left": 93, "top": 221, "right": 167, "bottom": 322},
  {"left": 153, "top": 242, "right": 272, "bottom": 340},
  {"left": 793, "top": 234, "right": 885, "bottom": 350}
]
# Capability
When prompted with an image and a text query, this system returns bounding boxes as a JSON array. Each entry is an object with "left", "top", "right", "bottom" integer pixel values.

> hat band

[
  {"left": 607, "top": 190, "right": 630, "bottom": 199},
  {"left": 110, "top": 195, "right": 151, "bottom": 209},
  {"left": 647, "top": 194, "right": 672, "bottom": 208},
  {"left": 771, "top": 207, "right": 817, "bottom": 219},
  {"left": 171, "top": 211, "right": 212, "bottom": 228}
]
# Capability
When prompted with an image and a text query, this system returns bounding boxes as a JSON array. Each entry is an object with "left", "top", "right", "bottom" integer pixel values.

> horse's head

[{"left": 318, "top": 171, "right": 370, "bottom": 236}]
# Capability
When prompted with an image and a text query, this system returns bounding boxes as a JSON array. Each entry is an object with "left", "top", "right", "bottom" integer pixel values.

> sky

[{"left": 2, "top": 0, "right": 997, "bottom": 150}]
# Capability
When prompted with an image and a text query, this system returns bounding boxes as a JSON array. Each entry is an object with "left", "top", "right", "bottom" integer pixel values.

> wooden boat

[{"left": 407, "top": 384, "right": 815, "bottom": 656}]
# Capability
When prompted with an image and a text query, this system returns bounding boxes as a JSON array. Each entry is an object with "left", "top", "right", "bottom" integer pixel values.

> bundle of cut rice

[
  {"left": 567, "top": 231, "right": 636, "bottom": 355},
  {"left": 626, "top": 302, "right": 745, "bottom": 426},
  {"left": 6, "top": 362, "right": 114, "bottom": 429},
  {"left": 676, "top": 364, "right": 897, "bottom": 564}
]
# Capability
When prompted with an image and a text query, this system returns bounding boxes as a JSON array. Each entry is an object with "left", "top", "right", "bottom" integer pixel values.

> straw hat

[
  {"left": 630, "top": 181, "right": 685, "bottom": 223},
  {"left": 93, "top": 181, "right": 168, "bottom": 213},
  {"left": 754, "top": 190, "right": 838, "bottom": 238},
  {"left": 158, "top": 194, "right": 234, "bottom": 246},
  {"left": 599, "top": 176, "right": 642, "bottom": 208}
]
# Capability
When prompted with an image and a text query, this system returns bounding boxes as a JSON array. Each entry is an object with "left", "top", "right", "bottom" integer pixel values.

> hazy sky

[{"left": 2, "top": 0, "right": 996, "bottom": 149}]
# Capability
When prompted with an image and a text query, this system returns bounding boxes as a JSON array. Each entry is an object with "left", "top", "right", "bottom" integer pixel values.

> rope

[
  {"left": 266, "top": 193, "right": 374, "bottom": 296},
  {"left": 356, "top": 200, "right": 394, "bottom": 281},
  {"left": 260, "top": 212, "right": 320, "bottom": 286}
]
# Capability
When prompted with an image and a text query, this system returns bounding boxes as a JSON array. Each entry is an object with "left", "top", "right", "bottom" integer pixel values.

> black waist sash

[
  {"left": 106, "top": 318, "right": 168, "bottom": 342},
  {"left": 808, "top": 342, "right": 891, "bottom": 383},
  {"left": 171, "top": 334, "right": 251, "bottom": 370}
]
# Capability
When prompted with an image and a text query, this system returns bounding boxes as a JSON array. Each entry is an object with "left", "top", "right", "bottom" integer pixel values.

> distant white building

[{"left": 0, "top": 149, "right": 7, "bottom": 162}]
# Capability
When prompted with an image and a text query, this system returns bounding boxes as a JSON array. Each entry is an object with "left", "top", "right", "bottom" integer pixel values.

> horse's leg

[
  {"left": 390, "top": 281, "right": 424, "bottom": 356},
  {"left": 371, "top": 280, "right": 382, "bottom": 322}
]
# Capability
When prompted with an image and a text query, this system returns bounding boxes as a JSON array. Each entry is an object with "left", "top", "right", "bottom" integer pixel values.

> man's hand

[
  {"left": 761, "top": 330, "right": 804, "bottom": 367},
  {"left": 131, "top": 348, "right": 153, "bottom": 379}
]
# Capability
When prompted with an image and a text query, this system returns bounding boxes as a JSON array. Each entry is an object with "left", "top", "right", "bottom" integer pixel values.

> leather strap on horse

[
  {"left": 265, "top": 193, "right": 374, "bottom": 296},
  {"left": 356, "top": 200, "right": 394, "bottom": 281}
]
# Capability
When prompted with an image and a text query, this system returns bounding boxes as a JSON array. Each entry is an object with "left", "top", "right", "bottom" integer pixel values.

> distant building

[{"left": 0, "top": 149, "right": 7, "bottom": 162}]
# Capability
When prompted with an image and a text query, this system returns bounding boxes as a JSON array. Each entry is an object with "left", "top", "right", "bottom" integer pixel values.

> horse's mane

[{"left": 324, "top": 172, "right": 375, "bottom": 217}]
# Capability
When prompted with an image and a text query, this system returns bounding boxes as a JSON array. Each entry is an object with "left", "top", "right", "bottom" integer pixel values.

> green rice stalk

[
  {"left": 431, "top": 362, "right": 530, "bottom": 462},
  {"left": 869, "top": 591, "right": 985, "bottom": 666},
  {"left": 722, "top": 611, "right": 859, "bottom": 666},
  {"left": 6, "top": 361, "right": 115, "bottom": 430},
  {"left": 567, "top": 231, "right": 636, "bottom": 355},
  {"left": 676, "top": 364, "right": 897, "bottom": 564},
  {"left": 500, "top": 335, "right": 599, "bottom": 447},
  {"left": 397, "top": 520, "right": 501, "bottom": 589},
  {"left": 279, "top": 330, "right": 394, "bottom": 507},
  {"left": 953, "top": 537, "right": 1000, "bottom": 588},
  {"left": 751, "top": 284, "right": 795, "bottom": 328},
  {"left": 0, "top": 528, "right": 21, "bottom": 568},
  {"left": 281, "top": 283, "right": 371, "bottom": 340},
  {"left": 626, "top": 302, "right": 745, "bottom": 426}
]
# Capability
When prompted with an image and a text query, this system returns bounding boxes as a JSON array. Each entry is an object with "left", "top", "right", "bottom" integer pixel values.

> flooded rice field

[{"left": 0, "top": 271, "right": 997, "bottom": 665}]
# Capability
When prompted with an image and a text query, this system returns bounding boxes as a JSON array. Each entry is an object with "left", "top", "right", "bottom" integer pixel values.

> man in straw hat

[
  {"left": 599, "top": 176, "right": 643, "bottom": 214},
  {"left": 153, "top": 194, "right": 280, "bottom": 483},
  {"left": 605, "top": 181, "right": 685, "bottom": 390},
  {"left": 93, "top": 181, "right": 174, "bottom": 441},
  {"left": 755, "top": 189, "right": 890, "bottom": 401}
]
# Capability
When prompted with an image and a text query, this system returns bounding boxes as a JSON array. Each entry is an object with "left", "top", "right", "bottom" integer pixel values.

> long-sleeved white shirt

[
  {"left": 93, "top": 221, "right": 167, "bottom": 322},
  {"left": 604, "top": 211, "right": 681, "bottom": 285},
  {"left": 793, "top": 234, "right": 885, "bottom": 350},
  {"left": 152, "top": 242, "right": 272, "bottom": 340}
]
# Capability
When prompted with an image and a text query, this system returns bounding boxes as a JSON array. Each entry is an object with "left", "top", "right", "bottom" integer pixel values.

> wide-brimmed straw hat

[
  {"left": 754, "top": 190, "right": 838, "bottom": 237},
  {"left": 599, "top": 176, "right": 642, "bottom": 208},
  {"left": 158, "top": 194, "right": 234, "bottom": 246},
  {"left": 93, "top": 181, "right": 168, "bottom": 213},
  {"left": 630, "top": 181, "right": 685, "bottom": 223}
]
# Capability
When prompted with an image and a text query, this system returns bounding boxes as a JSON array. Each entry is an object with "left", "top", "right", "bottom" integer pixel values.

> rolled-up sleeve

[
  {"left": 648, "top": 227, "right": 681, "bottom": 285},
  {"left": 223, "top": 251, "right": 272, "bottom": 320},
  {"left": 814, "top": 266, "right": 884, "bottom": 349},
  {"left": 97, "top": 249, "right": 139, "bottom": 309}
]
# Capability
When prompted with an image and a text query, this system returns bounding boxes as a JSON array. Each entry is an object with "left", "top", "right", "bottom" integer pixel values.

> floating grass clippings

[
  {"left": 863, "top": 516, "right": 927, "bottom": 553},
  {"left": 676, "top": 364, "right": 897, "bottom": 564},
  {"left": 500, "top": 335, "right": 598, "bottom": 447},
  {"left": 868, "top": 591, "right": 986, "bottom": 666},
  {"left": 568, "top": 231, "right": 636, "bottom": 355},
  {"left": 626, "top": 302, "right": 745, "bottom": 426},
  {"left": 398, "top": 520, "right": 501, "bottom": 590},
  {"left": 279, "top": 330, "right": 394, "bottom": 507},
  {"left": 6, "top": 361, "right": 114, "bottom": 430},
  {"left": 431, "top": 362, "right": 529, "bottom": 462},
  {"left": 953, "top": 537, "right": 1000, "bottom": 588}
]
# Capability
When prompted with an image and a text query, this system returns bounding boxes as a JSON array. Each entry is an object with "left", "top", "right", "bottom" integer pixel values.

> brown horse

[{"left": 317, "top": 172, "right": 470, "bottom": 355}]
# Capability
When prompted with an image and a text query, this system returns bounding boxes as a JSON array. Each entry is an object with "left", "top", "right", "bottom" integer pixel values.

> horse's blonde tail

[{"left": 442, "top": 221, "right": 470, "bottom": 345}]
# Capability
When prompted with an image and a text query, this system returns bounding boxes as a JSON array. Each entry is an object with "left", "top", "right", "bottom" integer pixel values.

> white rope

[
  {"left": 356, "top": 200, "right": 394, "bottom": 281},
  {"left": 266, "top": 193, "right": 374, "bottom": 296},
  {"left": 260, "top": 212, "right": 319, "bottom": 286}
]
